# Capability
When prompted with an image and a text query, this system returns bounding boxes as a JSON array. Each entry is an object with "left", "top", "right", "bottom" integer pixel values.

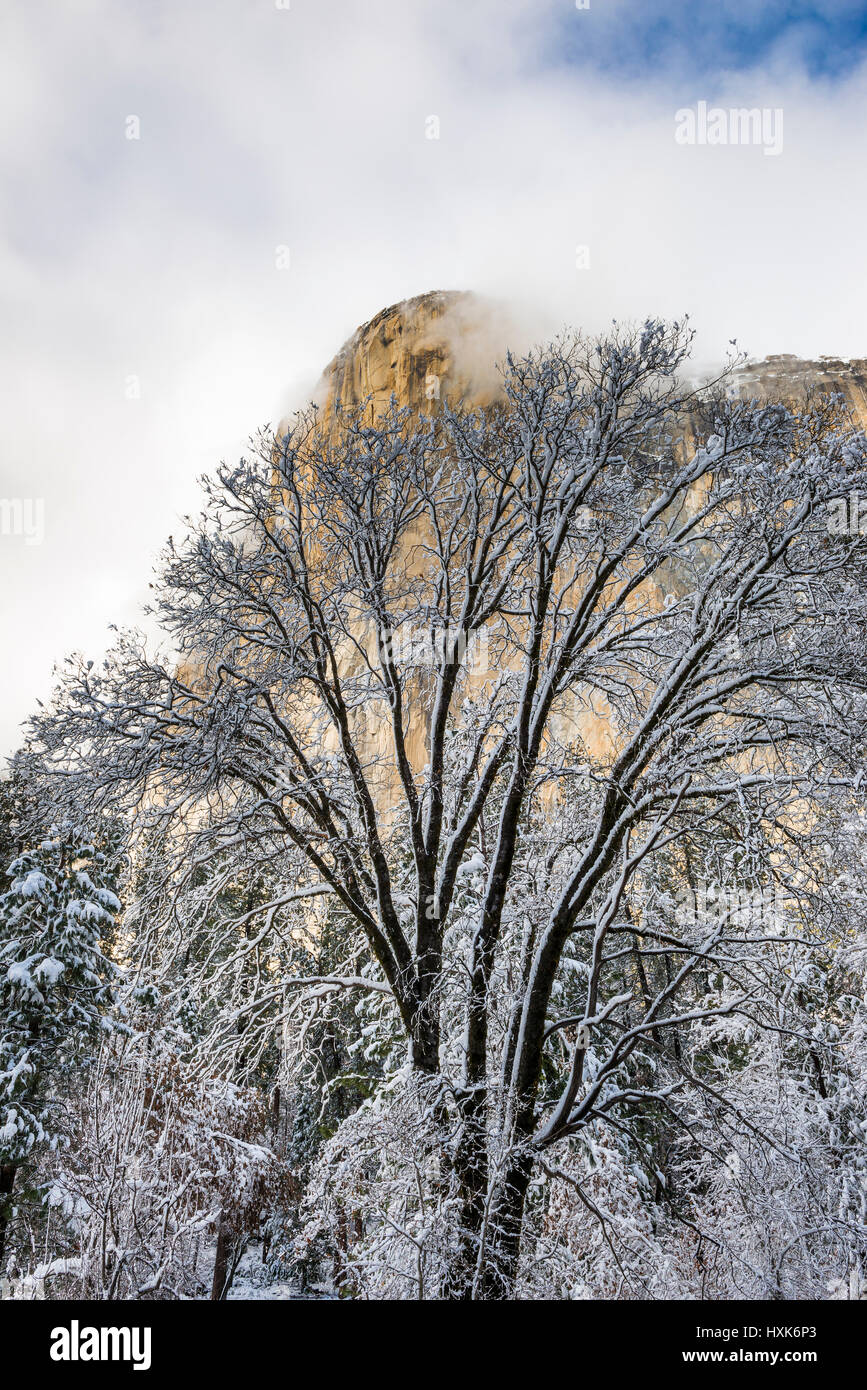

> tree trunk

[
  {"left": 210, "top": 1209, "right": 237, "bottom": 1300},
  {"left": 477, "top": 1160, "right": 532, "bottom": 1299},
  {"left": 442, "top": 1153, "right": 533, "bottom": 1300},
  {"left": 442, "top": 1103, "right": 489, "bottom": 1299},
  {"left": 0, "top": 1163, "right": 17, "bottom": 1268}
]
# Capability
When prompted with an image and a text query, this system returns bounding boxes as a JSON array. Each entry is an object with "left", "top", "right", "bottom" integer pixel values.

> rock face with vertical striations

[
  {"left": 314, "top": 289, "right": 867, "bottom": 430},
  {"left": 734, "top": 354, "right": 867, "bottom": 426},
  {"left": 292, "top": 292, "right": 867, "bottom": 779},
  {"left": 313, "top": 290, "right": 517, "bottom": 428}
]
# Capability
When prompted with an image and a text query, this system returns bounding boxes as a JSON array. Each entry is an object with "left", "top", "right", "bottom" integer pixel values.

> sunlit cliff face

[
  {"left": 312, "top": 291, "right": 517, "bottom": 427},
  {"left": 315, "top": 289, "right": 867, "bottom": 430},
  {"left": 278, "top": 292, "right": 867, "bottom": 785}
]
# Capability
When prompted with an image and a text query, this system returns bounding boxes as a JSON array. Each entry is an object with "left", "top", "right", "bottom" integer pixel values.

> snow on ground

[{"left": 226, "top": 1244, "right": 331, "bottom": 1300}]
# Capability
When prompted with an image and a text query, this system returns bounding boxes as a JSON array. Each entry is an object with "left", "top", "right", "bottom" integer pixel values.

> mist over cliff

[{"left": 311, "top": 289, "right": 867, "bottom": 429}]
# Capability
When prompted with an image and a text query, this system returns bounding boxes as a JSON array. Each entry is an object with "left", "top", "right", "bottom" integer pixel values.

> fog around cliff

[{"left": 2, "top": 0, "right": 867, "bottom": 755}]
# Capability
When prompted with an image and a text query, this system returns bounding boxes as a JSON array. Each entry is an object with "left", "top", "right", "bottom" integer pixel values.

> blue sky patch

[{"left": 550, "top": 1, "right": 867, "bottom": 83}]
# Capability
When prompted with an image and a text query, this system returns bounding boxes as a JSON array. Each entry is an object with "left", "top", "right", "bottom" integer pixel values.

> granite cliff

[
  {"left": 295, "top": 292, "right": 867, "bottom": 781},
  {"left": 314, "top": 289, "right": 867, "bottom": 429}
]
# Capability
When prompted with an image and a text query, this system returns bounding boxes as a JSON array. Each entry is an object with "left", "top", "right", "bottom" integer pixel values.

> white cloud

[{"left": 2, "top": 0, "right": 866, "bottom": 757}]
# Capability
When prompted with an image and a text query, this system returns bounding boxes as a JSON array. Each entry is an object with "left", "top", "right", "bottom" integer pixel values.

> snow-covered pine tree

[{"left": 0, "top": 825, "right": 120, "bottom": 1265}]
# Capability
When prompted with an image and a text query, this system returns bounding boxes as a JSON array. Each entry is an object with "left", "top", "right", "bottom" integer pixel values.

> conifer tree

[{"left": 0, "top": 826, "right": 120, "bottom": 1265}]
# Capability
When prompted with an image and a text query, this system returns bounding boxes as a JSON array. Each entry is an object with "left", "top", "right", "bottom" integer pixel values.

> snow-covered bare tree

[{"left": 24, "top": 320, "right": 867, "bottom": 1297}]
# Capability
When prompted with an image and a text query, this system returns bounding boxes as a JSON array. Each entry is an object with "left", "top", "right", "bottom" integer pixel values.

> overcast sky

[{"left": 2, "top": 0, "right": 867, "bottom": 760}]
